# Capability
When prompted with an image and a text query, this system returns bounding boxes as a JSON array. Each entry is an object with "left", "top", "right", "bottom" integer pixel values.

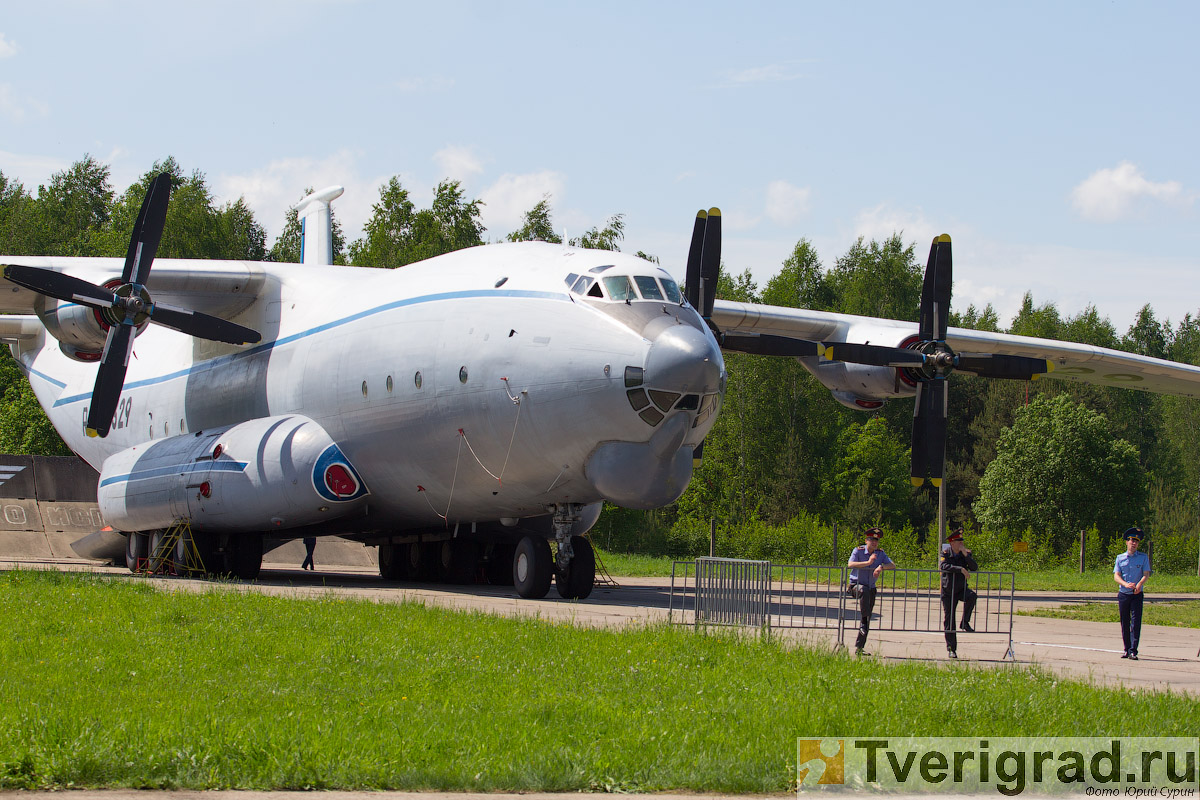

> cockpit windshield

[{"left": 568, "top": 268, "right": 685, "bottom": 305}]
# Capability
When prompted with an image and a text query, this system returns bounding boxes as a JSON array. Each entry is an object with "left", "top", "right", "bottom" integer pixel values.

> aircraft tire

[
  {"left": 554, "top": 535, "right": 596, "bottom": 600},
  {"left": 417, "top": 541, "right": 442, "bottom": 582},
  {"left": 147, "top": 530, "right": 167, "bottom": 574},
  {"left": 400, "top": 542, "right": 424, "bottom": 580},
  {"left": 486, "top": 543, "right": 516, "bottom": 586},
  {"left": 378, "top": 543, "right": 405, "bottom": 580},
  {"left": 125, "top": 532, "right": 148, "bottom": 574},
  {"left": 513, "top": 536, "right": 552, "bottom": 599},
  {"left": 442, "top": 540, "right": 480, "bottom": 584},
  {"left": 227, "top": 533, "right": 263, "bottom": 580}
]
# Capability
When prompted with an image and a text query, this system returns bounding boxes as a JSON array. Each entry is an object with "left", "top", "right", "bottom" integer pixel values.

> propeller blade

[
  {"left": 698, "top": 207, "right": 721, "bottom": 319},
  {"left": 2, "top": 264, "right": 117, "bottom": 310},
  {"left": 956, "top": 353, "right": 1053, "bottom": 380},
  {"left": 824, "top": 342, "right": 927, "bottom": 368},
  {"left": 150, "top": 302, "right": 262, "bottom": 345},
  {"left": 919, "top": 234, "right": 952, "bottom": 342},
  {"left": 684, "top": 210, "right": 706, "bottom": 309},
  {"left": 720, "top": 332, "right": 819, "bottom": 357},
  {"left": 910, "top": 380, "right": 948, "bottom": 487},
  {"left": 86, "top": 324, "right": 135, "bottom": 438},
  {"left": 121, "top": 172, "right": 171, "bottom": 285},
  {"left": 692, "top": 440, "right": 705, "bottom": 469}
]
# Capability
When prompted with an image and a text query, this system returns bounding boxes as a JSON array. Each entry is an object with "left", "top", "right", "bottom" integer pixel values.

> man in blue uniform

[
  {"left": 847, "top": 527, "right": 896, "bottom": 656},
  {"left": 1114, "top": 527, "right": 1152, "bottom": 660},
  {"left": 940, "top": 527, "right": 978, "bottom": 659}
]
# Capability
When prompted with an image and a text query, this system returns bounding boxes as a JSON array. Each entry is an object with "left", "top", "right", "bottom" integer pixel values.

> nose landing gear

[{"left": 512, "top": 504, "right": 596, "bottom": 600}]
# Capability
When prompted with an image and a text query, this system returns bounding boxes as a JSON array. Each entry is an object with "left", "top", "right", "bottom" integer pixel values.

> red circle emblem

[{"left": 324, "top": 464, "right": 358, "bottom": 498}]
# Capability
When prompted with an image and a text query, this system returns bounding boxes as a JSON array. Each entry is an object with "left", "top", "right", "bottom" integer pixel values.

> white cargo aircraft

[{"left": 3, "top": 174, "right": 1199, "bottom": 599}]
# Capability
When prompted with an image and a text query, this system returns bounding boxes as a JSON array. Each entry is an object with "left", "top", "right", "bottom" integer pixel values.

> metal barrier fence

[{"left": 669, "top": 558, "right": 1015, "bottom": 658}]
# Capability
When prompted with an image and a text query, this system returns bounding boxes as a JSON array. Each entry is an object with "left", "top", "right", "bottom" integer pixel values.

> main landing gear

[
  {"left": 124, "top": 529, "right": 262, "bottom": 579},
  {"left": 513, "top": 503, "right": 596, "bottom": 601}
]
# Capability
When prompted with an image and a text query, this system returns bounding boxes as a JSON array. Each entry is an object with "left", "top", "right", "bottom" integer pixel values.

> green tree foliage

[
  {"left": 827, "top": 234, "right": 921, "bottom": 320},
  {"left": 102, "top": 158, "right": 268, "bottom": 261},
  {"left": 506, "top": 196, "right": 562, "bottom": 244},
  {"left": 569, "top": 214, "right": 625, "bottom": 251},
  {"left": 346, "top": 178, "right": 483, "bottom": 267},
  {"left": 0, "top": 351, "right": 69, "bottom": 455},
  {"left": 822, "top": 416, "right": 912, "bottom": 529},
  {"left": 31, "top": 156, "right": 114, "bottom": 257},
  {"left": 974, "top": 394, "right": 1147, "bottom": 547}
]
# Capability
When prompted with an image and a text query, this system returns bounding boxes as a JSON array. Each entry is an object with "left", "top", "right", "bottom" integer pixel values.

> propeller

[
  {"left": 2, "top": 172, "right": 261, "bottom": 438},
  {"left": 820, "top": 234, "right": 1052, "bottom": 486}
]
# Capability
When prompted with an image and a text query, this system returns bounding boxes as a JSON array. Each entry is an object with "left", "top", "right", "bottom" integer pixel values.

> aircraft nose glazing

[{"left": 643, "top": 324, "right": 723, "bottom": 398}]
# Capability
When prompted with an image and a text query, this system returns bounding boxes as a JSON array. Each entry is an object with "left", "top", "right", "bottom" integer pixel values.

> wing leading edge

[{"left": 712, "top": 299, "right": 1200, "bottom": 399}]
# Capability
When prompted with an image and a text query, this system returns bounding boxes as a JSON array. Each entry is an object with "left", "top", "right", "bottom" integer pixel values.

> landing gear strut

[{"left": 549, "top": 503, "right": 595, "bottom": 600}]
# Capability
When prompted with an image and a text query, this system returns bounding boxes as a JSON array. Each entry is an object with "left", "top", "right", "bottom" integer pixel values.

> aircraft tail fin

[{"left": 295, "top": 186, "right": 345, "bottom": 266}]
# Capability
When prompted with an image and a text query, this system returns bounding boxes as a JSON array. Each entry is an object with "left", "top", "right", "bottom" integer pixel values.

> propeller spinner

[{"left": 2, "top": 172, "right": 261, "bottom": 438}]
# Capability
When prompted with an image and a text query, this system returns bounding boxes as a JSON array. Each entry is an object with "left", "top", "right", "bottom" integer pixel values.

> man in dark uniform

[
  {"left": 846, "top": 526, "right": 896, "bottom": 656},
  {"left": 940, "top": 527, "right": 977, "bottom": 659}
]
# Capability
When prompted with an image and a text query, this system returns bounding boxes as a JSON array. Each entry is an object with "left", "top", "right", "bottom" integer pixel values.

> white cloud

[
  {"left": 1070, "top": 161, "right": 1186, "bottom": 222},
  {"left": 394, "top": 76, "right": 455, "bottom": 93},
  {"left": 0, "top": 33, "right": 17, "bottom": 58},
  {"left": 764, "top": 179, "right": 811, "bottom": 225},
  {"left": 0, "top": 83, "right": 48, "bottom": 123},
  {"left": 0, "top": 150, "right": 68, "bottom": 188},
  {"left": 214, "top": 150, "right": 385, "bottom": 242},
  {"left": 852, "top": 203, "right": 940, "bottom": 248},
  {"left": 718, "top": 61, "right": 809, "bottom": 87},
  {"left": 478, "top": 170, "right": 566, "bottom": 233},
  {"left": 433, "top": 145, "right": 484, "bottom": 184}
]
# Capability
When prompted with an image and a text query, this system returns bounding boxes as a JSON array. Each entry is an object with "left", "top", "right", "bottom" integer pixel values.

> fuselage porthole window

[{"left": 634, "top": 275, "right": 664, "bottom": 301}]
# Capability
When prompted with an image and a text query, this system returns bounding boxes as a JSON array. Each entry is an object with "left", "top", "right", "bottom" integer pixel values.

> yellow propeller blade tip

[
  {"left": 910, "top": 477, "right": 925, "bottom": 487},
  {"left": 707, "top": 207, "right": 721, "bottom": 217},
  {"left": 930, "top": 477, "right": 943, "bottom": 488},
  {"left": 696, "top": 210, "right": 707, "bottom": 219},
  {"left": 823, "top": 346, "right": 834, "bottom": 359},
  {"left": 1045, "top": 360, "right": 1055, "bottom": 373},
  {"left": 85, "top": 428, "right": 99, "bottom": 438},
  {"left": 936, "top": 233, "right": 951, "bottom": 243}
]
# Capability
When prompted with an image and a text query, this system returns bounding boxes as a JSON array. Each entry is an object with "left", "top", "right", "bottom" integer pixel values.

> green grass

[
  {"left": 1, "top": 568, "right": 1197, "bottom": 792},
  {"left": 1020, "top": 599, "right": 1200, "bottom": 628},
  {"left": 598, "top": 549, "right": 1200, "bottom": 593}
]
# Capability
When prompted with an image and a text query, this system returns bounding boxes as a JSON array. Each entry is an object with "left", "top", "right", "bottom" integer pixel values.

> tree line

[{"left": 3, "top": 155, "right": 1199, "bottom": 563}]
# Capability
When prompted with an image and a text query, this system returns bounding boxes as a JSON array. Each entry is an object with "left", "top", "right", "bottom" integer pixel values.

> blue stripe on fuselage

[
  {"left": 51, "top": 288, "right": 569, "bottom": 408},
  {"left": 98, "top": 459, "right": 249, "bottom": 488}
]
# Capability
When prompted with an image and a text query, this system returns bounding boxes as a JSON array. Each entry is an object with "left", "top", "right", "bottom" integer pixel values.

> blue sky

[{"left": 2, "top": 1, "right": 1197, "bottom": 332}]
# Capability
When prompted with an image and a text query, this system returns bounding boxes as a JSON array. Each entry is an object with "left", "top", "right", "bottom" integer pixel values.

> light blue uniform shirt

[
  {"left": 1114, "top": 551, "right": 1151, "bottom": 595},
  {"left": 848, "top": 545, "right": 893, "bottom": 589}
]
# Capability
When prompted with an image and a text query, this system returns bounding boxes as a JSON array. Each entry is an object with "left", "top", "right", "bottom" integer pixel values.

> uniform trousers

[{"left": 1117, "top": 591, "right": 1144, "bottom": 656}]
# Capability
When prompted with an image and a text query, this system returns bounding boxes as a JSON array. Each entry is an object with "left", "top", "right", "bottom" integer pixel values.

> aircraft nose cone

[{"left": 644, "top": 323, "right": 723, "bottom": 395}]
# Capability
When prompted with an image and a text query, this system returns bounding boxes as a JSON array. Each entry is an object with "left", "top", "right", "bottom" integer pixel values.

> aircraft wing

[
  {"left": 712, "top": 299, "right": 1200, "bottom": 399},
  {"left": 0, "top": 256, "right": 267, "bottom": 318}
]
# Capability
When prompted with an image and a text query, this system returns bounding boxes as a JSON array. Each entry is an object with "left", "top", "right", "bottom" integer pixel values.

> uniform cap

[
  {"left": 947, "top": 528, "right": 965, "bottom": 543},
  {"left": 1123, "top": 527, "right": 1143, "bottom": 541},
  {"left": 863, "top": 527, "right": 883, "bottom": 540}
]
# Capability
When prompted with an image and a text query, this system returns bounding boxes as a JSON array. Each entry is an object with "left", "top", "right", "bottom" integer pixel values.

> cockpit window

[
  {"left": 571, "top": 275, "right": 595, "bottom": 295},
  {"left": 564, "top": 272, "right": 579, "bottom": 288},
  {"left": 660, "top": 277, "right": 682, "bottom": 304},
  {"left": 634, "top": 276, "right": 664, "bottom": 301},
  {"left": 587, "top": 281, "right": 604, "bottom": 298},
  {"left": 589, "top": 264, "right": 615, "bottom": 274},
  {"left": 603, "top": 275, "right": 637, "bottom": 301}
]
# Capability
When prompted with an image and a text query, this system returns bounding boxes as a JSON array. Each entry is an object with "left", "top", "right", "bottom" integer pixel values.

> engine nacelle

[
  {"left": 37, "top": 296, "right": 146, "bottom": 362},
  {"left": 98, "top": 414, "right": 369, "bottom": 533},
  {"left": 830, "top": 390, "right": 888, "bottom": 411}
]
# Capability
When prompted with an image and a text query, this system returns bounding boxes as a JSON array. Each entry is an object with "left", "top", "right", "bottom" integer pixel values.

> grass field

[
  {"left": 598, "top": 549, "right": 1200, "bottom": 593},
  {"left": 0, "top": 569, "right": 1197, "bottom": 792},
  {"left": 1019, "top": 599, "right": 1200, "bottom": 628}
]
